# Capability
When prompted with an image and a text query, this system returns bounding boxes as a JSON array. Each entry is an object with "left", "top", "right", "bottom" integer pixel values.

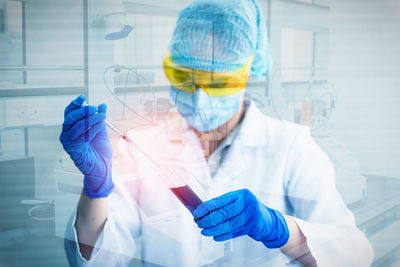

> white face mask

[{"left": 170, "top": 86, "right": 243, "bottom": 132}]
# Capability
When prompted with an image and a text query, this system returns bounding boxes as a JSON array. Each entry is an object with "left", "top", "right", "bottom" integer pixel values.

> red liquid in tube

[{"left": 170, "top": 185, "right": 203, "bottom": 213}]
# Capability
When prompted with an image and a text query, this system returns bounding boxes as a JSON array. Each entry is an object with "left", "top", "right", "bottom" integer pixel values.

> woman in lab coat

[{"left": 60, "top": 0, "right": 373, "bottom": 266}]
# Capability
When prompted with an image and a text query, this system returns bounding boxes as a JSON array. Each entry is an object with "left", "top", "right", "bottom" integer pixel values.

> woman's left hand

[{"left": 193, "top": 189, "right": 290, "bottom": 248}]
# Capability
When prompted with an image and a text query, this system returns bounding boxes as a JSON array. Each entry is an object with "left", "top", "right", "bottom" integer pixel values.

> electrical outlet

[
  {"left": 5, "top": 98, "right": 45, "bottom": 127},
  {"left": 27, "top": 105, "right": 41, "bottom": 121}
]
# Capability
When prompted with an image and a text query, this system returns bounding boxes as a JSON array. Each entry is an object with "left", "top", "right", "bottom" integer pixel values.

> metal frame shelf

[{"left": 0, "top": 0, "right": 89, "bottom": 98}]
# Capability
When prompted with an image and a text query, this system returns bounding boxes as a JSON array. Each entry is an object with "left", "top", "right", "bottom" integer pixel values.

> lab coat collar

[
  {"left": 237, "top": 99, "right": 268, "bottom": 147},
  {"left": 171, "top": 99, "right": 269, "bottom": 194},
  {"left": 206, "top": 100, "right": 269, "bottom": 195}
]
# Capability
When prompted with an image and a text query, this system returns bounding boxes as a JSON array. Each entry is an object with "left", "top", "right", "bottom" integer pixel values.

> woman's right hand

[{"left": 59, "top": 95, "right": 114, "bottom": 198}]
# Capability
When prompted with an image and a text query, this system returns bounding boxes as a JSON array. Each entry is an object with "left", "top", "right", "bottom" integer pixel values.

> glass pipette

[
  {"left": 82, "top": 101, "right": 161, "bottom": 168},
  {"left": 82, "top": 102, "right": 203, "bottom": 212}
]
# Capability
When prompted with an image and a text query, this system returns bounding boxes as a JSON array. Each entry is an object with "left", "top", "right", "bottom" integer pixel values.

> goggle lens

[{"left": 163, "top": 51, "right": 253, "bottom": 97}]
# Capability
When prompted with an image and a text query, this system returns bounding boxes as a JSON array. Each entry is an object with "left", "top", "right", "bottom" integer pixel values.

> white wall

[{"left": 329, "top": 0, "right": 400, "bottom": 178}]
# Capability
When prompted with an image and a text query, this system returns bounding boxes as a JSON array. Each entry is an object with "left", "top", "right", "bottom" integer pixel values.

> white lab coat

[{"left": 64, "top": 100, "right": 374, "bottom": 267}]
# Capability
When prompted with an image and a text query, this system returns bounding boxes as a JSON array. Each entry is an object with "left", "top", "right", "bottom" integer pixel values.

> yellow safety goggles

[{"left": 163, "top": 51, "right": 253, "bottom": 97}]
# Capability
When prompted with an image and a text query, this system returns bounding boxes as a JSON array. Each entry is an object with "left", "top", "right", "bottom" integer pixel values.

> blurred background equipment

[
  {"left": 90, "top": 0, "right": 134, "bottom": 40},
  {"left": 267, "top": 75, "right": 366, "bottom": 205},
  {"left": 0, "top": 0, "right": 400, "bottom": 266}
]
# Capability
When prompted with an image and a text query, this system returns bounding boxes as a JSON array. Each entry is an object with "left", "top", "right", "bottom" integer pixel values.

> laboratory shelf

[
  {"left": 0, "top": 85, "right": 86, "bottom": 97},
  {"left": 113, "top": 81, "right": 268, "bottom": 94}
]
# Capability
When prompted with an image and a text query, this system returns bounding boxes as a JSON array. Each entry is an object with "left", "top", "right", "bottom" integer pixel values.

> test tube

[
  {"left": 170, "top": 185, "right": 203, "bottom": 213},
  {"left": 161, "top": 166, "right": 203, "bottom": 213}
]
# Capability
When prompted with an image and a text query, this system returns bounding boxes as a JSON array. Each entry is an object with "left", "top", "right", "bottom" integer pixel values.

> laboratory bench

[
  {"left": 0, "top": 174, "right": 399, "bottom": 266},
  {"left": 0, "top": 204, "right": 69, "bottom": 267},
  {"left": 349, "top": 175, "right": 400, "bottom": 267}
]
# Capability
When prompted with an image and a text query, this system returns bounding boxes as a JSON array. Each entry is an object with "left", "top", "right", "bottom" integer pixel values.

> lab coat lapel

[
  {"left": 207, "top": 143, "right": 252, "bottom": 197},
  {"left": 207, "top": 100, "right": 268, "bottom": 197},
  {"left": 167, "top": 121, "right": 213, "bottom": 198}
]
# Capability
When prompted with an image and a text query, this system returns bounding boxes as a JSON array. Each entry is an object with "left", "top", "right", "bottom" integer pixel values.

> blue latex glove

[
  {"left": 193, "top": 189, "right": 289, "bottom": 248},
  {"left": 59, "top": 95, "right": 114, "bottom": 198}
]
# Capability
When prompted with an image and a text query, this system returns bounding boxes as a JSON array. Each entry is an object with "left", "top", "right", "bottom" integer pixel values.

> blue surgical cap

[{"left": 168, "top": 0, "right": 271, "bottom": 79}]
